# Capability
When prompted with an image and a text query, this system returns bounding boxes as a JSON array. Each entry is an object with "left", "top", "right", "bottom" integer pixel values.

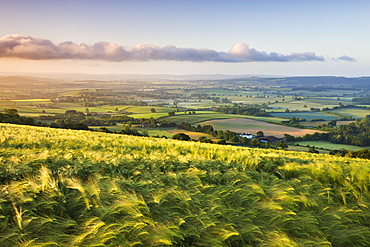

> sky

[{"left": 0, "top": 0, "right": 369, "bottom": 77}]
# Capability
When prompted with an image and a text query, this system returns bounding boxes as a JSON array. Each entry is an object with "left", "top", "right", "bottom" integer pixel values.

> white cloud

[
  {"left": 0, "top": 34, "right": 328, "bottom": 63},
  {"left": 337, "top": 55, "right": 357, "bottom": 62}
]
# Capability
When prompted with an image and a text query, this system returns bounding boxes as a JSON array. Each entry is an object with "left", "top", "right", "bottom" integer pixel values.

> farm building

[{"left": 240, "top": 133, "right": 253, "bottom": 139}]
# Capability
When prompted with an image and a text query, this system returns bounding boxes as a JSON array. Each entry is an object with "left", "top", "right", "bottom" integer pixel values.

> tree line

[
  {"left": 285, "top": 116, "right": 370, "bottom": 147},
  {"left": 212, "top": 105, "right": 270, "bottom": 116}
]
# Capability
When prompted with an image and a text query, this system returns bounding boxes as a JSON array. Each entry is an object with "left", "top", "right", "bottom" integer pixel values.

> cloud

[
  {"left": 229, "top": 43, "right": 324, "bottom": 62},
  {"left": 337, "top": 55, "right": 357, "bottom": 62},
  {"left": 0, "top": 34, "right": 327, "bottom": 63}
]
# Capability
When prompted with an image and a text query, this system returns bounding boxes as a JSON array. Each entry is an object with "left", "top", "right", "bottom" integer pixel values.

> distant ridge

[{"left": 0, "top": 73, "right": 278, "bottom": 81}]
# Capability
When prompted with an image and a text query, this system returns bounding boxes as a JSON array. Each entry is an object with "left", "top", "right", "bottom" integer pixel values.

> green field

[
  {"left": 287, "top": 145, "right": 331, "bottom": 154},
  {"left": 1, "top": 124, "right": 370, "bottom": 246},
  {"left": 199, "top": 118, "right": 323, "bottom": 138},
  {"left": 270, "top": 112, "right": 339, "bottom": 121},
  {"left": 268, "top": 98, "right": 341, "bottom": 112},
  {"left": 327, "top": 108, "right": 370, "bottom": 119},
  {"left": 244, "top": 115, "right": 287, "bottom": 123},
  {"left": 294, "top": 140, "right": 367, "bottom": 151}
]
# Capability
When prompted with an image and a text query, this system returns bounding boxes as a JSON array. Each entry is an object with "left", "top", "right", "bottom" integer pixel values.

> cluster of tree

[
  {"left": 0, "top": 109, "right": 38, "bottom": 126},
  {"left": 51, "top": 119, "right": 90, "bottom": 130},
  {"left": 352, "top": 96, "right": 370, "bottom": 105},
  {"left": 119, "top": 125, "right": 148, "bottom": 136},
  {"left": 212, "top": 105, "right": 270, "bottom": 116},
  {"left": 212, "top": 97, "right": 231, "bottom": 103},
  {"left": 285, "top": 116, "right": 370, "bottom": 147},
  {"left": 330, "top": 148, "right": 370, "bottom": 159},
  {"left": 330, "top": 117, "right": 370, "bottom": 146},
  {"left": 40, "top": 110, "right": 138, "bottom": 127},
  {"left": 81, "top": 115, "right": 135, "bottom": 126},
  {"left": 178, "top": 122, "right": 214, "bottom": 134}
]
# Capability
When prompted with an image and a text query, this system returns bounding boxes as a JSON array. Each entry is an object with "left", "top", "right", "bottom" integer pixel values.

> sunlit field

[{"left": 1, "top": 123, "right": 370, "bottom": 246}]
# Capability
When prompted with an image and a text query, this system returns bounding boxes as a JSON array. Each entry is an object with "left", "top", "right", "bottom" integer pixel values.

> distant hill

[
  {"left": 0, "top": 75, "right": 59, "bottom": 88},
  {"left": 1, "top": 123, "right": 370, "bottom": 246},
  {"left": 220, "top": 76, "right": 370, "bottom": 89}
]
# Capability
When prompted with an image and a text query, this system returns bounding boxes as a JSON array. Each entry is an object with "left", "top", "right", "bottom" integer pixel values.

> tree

[
  {"left": 65, "top": 110, "right": 78, "bottom": 116},
  {"left": 328, "top": 120, "right": 337, "bottom": 127},
  {"left": 150, "top": 108, "right": 156, "bottom": 113},
  {"left": 172, "top": 133, "right": 191, "bottom": 141},
  {"left": 275, "top": 141, "right": 288, "bottom": 150},
  {"left": 5, "top": 108, "right": 18, "bottom": 116},
  {"left": 308, "top": 146, "right": 319, "bottom": 154},
  {"left": 72, "top": 123, "right": 89, "bottom": 130},
  {"left": 256, "top": 131, "right": 264, "bottom": 137}
]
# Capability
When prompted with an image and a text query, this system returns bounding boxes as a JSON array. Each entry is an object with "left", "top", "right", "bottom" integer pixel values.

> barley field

[{"left": 0, "top": 123, "right": 370, "bottom": 246}]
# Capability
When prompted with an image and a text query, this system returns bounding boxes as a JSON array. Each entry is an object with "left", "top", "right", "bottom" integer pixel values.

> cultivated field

[
  {"left": 1, "top": 123, "right": 370, "bottom": 246},
  {"left": 199, "top": 118, "right": 323, "bottom": 138}
]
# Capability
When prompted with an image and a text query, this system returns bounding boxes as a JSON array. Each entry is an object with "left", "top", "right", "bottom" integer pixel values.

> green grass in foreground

[{"left": 1, "top": 123, "right": 370, "bottom": 246}]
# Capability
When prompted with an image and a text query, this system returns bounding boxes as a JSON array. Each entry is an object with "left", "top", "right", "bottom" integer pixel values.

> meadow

[
  {"left": 327, "top": 108, "right": 370, "bottom": 119},
  {"left": 1, "top": 123, "right": 370, "bottom": 246}
]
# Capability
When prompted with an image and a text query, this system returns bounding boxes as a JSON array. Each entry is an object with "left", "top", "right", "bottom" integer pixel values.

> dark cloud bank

[{"left": 0, "top": 34, "right": 355, "bottom": 63}]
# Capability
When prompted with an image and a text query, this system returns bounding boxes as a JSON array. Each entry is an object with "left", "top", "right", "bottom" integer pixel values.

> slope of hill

[{"left": 1, "top": 123, "right": 370, "bottom": 246}]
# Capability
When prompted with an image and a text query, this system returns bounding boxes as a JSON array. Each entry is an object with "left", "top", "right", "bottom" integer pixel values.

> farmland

[
  {"left": 199, "top": 118, "right": 323, "bottom": 138},
  {"left": 1, "top": 123, "right": 370, "bottom": 246},
  {"left": 2, "top": 75, "right": 370, "bottom": 245},
  {"left": 1, "top": 75, "right": 370, "bottom": 153},
  {"left": 270, "top": 111, "right": 340, "bottom": 121}
]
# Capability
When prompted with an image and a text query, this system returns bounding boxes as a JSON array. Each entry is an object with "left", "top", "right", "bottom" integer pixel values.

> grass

[
  {"left": 244, "top": 115, "right": 287, "bottom": 123},
  {"left": 294, "top": 140, "right": 367, "bottom": 151},
  {"left": 287, "top": 145, "right": 331, "bottom": 154},
  {"left": 268, "top": 99, "right": 340, "bottom": 112}
]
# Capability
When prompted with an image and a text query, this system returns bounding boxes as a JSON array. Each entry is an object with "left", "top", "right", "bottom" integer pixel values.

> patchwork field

[{"left": 199, "top": 118, "right": 323, "bottom": 138}]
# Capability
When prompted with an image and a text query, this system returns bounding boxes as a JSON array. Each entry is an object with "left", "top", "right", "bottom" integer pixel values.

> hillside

[{"left": 1, "top": 123, "right": 370, "bottom": 246}]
